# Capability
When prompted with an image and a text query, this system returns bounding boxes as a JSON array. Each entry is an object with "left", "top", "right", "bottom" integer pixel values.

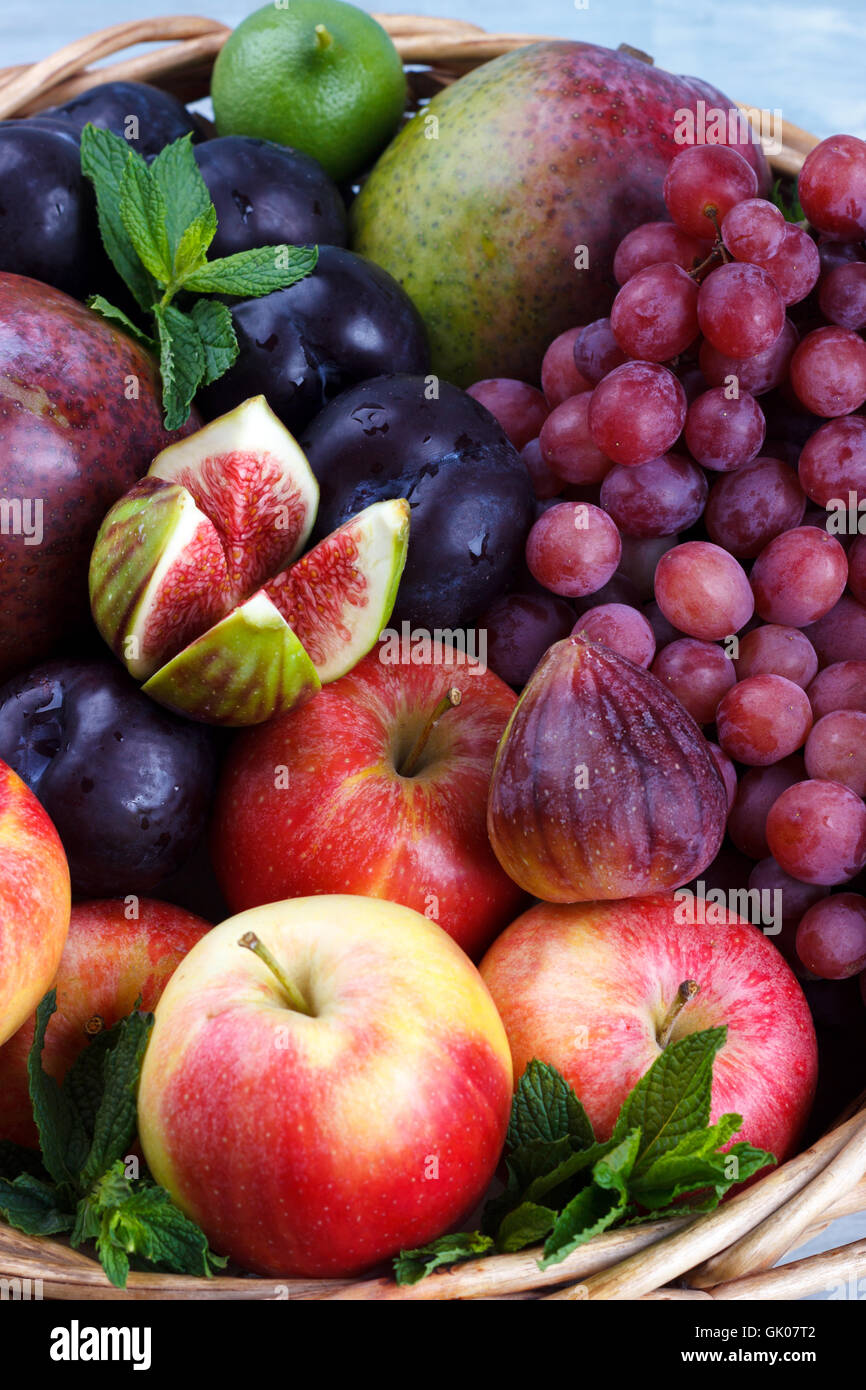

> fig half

[{"left": 487, "top": 635, "right": 728, "bottom": 902}]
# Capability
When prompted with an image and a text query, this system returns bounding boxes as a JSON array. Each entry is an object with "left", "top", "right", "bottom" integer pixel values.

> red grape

[
  {"left": 818, "top": 262, "right": 866, "bottom": 330},
  {"left": 789, "top": 327, "right": 866, "bottom": 417},
  {"left": 728, "top": 756, "right": 806, "bottom": 859},
  {"left": 847, "top": 536, "right": 866, "bottom": 605},
  {"left": 734, "top": 624, "right": 818, "bottom": 689},
  {"left": 755, "top": 226, "right": 821, "bottom": 306},
  {"left": 716, "top": 674, "right": 812, "bottom": 765},
  {"left": 465, "top": 378, "right": 549, "bottom": 450},
  {"left": 663, "top": 145, "right": 758, "bottom": 238},
  {"left": 803, "top": 594, "right": 866, "bottom": 667},
  {"left": 613, "top": 221, "right": 711, "bottom": 284},
  {"left": 525, "top": 501, "right": 621, "bottom": 598},
  {"left": 654, "top": 541, "right": 754, "bottom": 641},
  {"left": 805, "top": 710, "right": 866, "bottom": 796},
  {"left": 699, "top": 316, "right": 798, "bottom": 396},
  {"left": 798, "top": 416, "right": 866, "bottom": 507},
  {"left": 541, "top": 328, "right": 592, "bottom": 407},
  {"left": 572, "top": 602, "right": 656, "bottom": 667},
  {"left": 749, "top": 855, "right": 829, "bottom": 955},
  {"left": 766, "top": 779, "right": 866, "bottom": 885},
  {"left": 796, "top": 894, "right": 866, "bottom": 979},
  {"left": 697, "top": 262, "right": 785, "bottom": 359},
  {"left": 721, "top": 198, "right": 786, "bottom": 263},
  {"left": 610, "top": 262, "right": 699, "bottom": 362},
  {"left": 799, "top": 134, "right": 866, "bottom": 239},
  {"left": 684, "top": 387, "right": 765, "bottom": 471},
  {"left": 644, "top": 599, "right": 683, "bottom": 650},
  {"left": 573, "top": 318, "right": 628, "bottom": 384},
  {"left": 650, "top": 638, "right": 736, "bottom": 724},
  {"left": 707, "top": 741, "right": 737, "bottom": 810},
  {"left": 481, "top": 591, "right": 576, "bottom": 688},
  {"left": 808, "top": 661, "right": 866, "bottom": 719},
  {"left": 600, "top": 453, "right": 707, "bottom": 537},
  {"left": 704, "top": 455, "right": 806, "bottom": 558},
  {"left": 539, "top": 393, "right": 612, "bottom": 485},
  {"left": 520, "top": 438, "right": 563, "bottom": 500},
  {"left": 750, "top": 527, "right": 848, "bottom": 626},
  {"left": 588, "top": 362, "right": 687, "bottom": 467}
]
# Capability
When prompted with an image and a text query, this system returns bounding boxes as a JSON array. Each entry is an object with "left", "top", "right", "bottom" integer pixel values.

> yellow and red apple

[
  {"left": 481, "top": 894, "right": 818, "bottom": 1163},
  {"left": 210, "top": 643, "right": 526, "bottom": 959},
  {"left": 138, "top": 894, "right": 513, "bottom": 1278},
  {"left": 0, "top": 759, "right": 70, "bottom": 1047},
  {"left": 0, "top": 897, "right": 211, "bottom": 1147}
]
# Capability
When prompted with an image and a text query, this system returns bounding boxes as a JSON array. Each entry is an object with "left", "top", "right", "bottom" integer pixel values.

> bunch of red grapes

[{"left": 470, "top": 133, "right": 866, "bottom": 997}]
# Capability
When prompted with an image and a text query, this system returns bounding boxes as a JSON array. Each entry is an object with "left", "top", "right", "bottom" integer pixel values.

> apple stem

[
  {"left": 314, "top": 23, "right": 333, "bottom": 51},
  {"left": 238, "top": 932, "right": 312, "bottom": 1016},
  {"left": 657, "top": 980, "right": 700, "bottom": 1049},
  {"left": 84, "top": 1015, "right": 104, "bottom": 1038},
  {"left": 400, "top": 687, "right": 462, "bottom": 777}
]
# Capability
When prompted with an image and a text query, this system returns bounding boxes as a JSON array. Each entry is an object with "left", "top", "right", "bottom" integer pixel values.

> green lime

[{"left": 211, "top": 0, "right": 407, "bottom": 183}]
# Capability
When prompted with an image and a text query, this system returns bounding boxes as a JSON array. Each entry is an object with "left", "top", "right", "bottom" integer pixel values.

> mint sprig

[
  {"left": 0, "top": 991, "right": 225, "bottom": 1289},
  {"left": 394, "top": 1027, "right": 776, "bottom": 1285},
  {"left": 80, "top": 125, "right": 318, "bottom": 430}
]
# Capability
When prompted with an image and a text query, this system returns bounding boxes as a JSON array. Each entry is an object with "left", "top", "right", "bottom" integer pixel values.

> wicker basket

[{"left": 0, "top": 14, "right": 861, "bottom": 1303}]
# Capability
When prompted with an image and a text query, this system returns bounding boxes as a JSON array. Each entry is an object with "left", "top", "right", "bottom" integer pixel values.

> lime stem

[
  {"left": 314, "top": 23, "right": 333, "bottom": 51},
  {"left": 238, "top": 931, "right": 312, "bottom": 1016},
  {"left": 400, "top": 688, "right": 462, "bottom": 777},
  {"left": 657, "top": 980, "right": 700, "bottom": 1049}
]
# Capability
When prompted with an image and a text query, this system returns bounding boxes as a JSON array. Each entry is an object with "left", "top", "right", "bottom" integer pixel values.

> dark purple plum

[
  {"left": 0, "top": 660, "right": 217, "bottom": 896},
  {"left": 196, "top": 246, "right": 429, "bottom": 434},
  {"left": 479, "top": 591, "right": 575, "bottom": 688},
  {"left": 0, "top": 126, "right": 98, "bottom": 298},
  {"left": 0, "top": 115, "right": 82, "bottom": 143},
  {"left": 302, "top": 375, "right": 535, "bottom": 628},
  {"left": 44, "top": 80, "right": 200, "bottom": 157},
  {"left": 194, "top": 136, "right": 347, "bottom": 257}
]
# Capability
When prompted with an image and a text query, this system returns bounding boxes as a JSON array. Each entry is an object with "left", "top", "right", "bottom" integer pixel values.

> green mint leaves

[
  {"left": 80, "top": 125, "right": 318, "bottom": 431},
  {"left": 0, "top": 991, "right": 225, "bottom": 1289},
  {"left": 771, "top": 176, "right": 806, "bottom": 224},
  {"left": 394, "top": 1028, "right": 776, "bottom": 1285}
]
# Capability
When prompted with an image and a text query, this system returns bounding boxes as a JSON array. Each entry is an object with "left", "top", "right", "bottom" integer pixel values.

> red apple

[
  {"left": 0, "top": 759, "right": 70, "bottom": 1047},
  {"left": 480, "top": 894, "right": 818, "bottom": 1162},
  {"left": 138, "top": 894, "right": 513, "bottom": 1277},
  {"left": 0, "top": 897, "right": 211, "bottom": 1147},
  {"left": 210, "top": 643, "right": 526, "bottom": 959}
]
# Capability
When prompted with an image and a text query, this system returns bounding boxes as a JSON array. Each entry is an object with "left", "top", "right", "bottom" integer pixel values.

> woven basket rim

[{"left": 0, "top": 14, "right": 851, "bottom": 1301}]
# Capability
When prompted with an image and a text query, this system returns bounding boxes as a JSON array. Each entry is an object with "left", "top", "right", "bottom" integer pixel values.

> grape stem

[
  {"left": 400, "top": 688, "right": 462, "bottom": 777},
  {"left": 657, "top": 980, "right": 700, "bottom": 1048}
]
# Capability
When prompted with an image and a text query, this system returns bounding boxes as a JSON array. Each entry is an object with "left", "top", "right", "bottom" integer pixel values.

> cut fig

[
  {"left": 265, "top": 499, "right": 410, "bottom": 682},
  {"left": 89, "top": 478, "right": 233, "bottom": 680},
  {"left": 148, "top": 394, "right": 319, "bottom": 602},
  {"left": 142, "top": 591, "right": 321, "bottom": 726},
  {"left": 89, "top": 397, "right": 410, "bottom": 725}
]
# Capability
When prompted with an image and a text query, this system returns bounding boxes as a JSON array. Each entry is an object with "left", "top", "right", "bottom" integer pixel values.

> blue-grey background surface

[{"left": 3, "top": 0, "right": 866, "bottom": 1294}]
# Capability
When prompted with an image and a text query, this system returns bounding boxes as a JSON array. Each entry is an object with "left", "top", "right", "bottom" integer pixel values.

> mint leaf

[
  {"left": 28, "top": 992, "right": 87, "bottom": 1189},
  {"left": 78, "top": 1010, "right": 153, "bottom": 1189},
  {"left": 182, "top": 243, "right": 319, "bottom": 296},
  {"left": 508, "top": 1059, "right": 594, "bottom": 1149},
  {"left": 80, "top": 124, "right": 156, "bottom": 310},
  {"left": 174, "top": 206, "right": 218, "bottom": 280},
  {"left": 497, "top": 1202, "right": 557, "bottom": 1253},
  {"left": 613, "top": 1026, "right": 726, "bottom": 1175},
  {"left": 154, "top": 304, "right": 206, "bottom": 430},
  {"left": 539, "top": 1184, "right": 623, "bottom": 1269},
  {"left": 191, "top": 299, "right": 239, "bottom": 385},
  {"left": 148, "top": 134, "right": 213, "bottom": 262},
  {"left": 87, "top": 295, "right": 155, "bottom": 350},
  {"left": 120, "top": 157, "right": 173, "bottom": 284},
  {"left": 0, "top": 1173, "right": 75, "bottom": 1236},
  {"left": 394, "top": 1231, "right": 494, "bottom": 1285}
]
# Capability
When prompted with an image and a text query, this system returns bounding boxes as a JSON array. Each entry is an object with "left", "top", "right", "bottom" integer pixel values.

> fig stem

[
  {"left": 314, "top": 23, "right": 333, "bottom": 50},
  {"left": 400, "top": 688, "right": 462, "bottom": 778},
  {"left": 657, "top": 980, "right": 700, "bottom": 1049},
  {"left": 238, "top": 931, "right": 312, "bottom": 1016}
]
